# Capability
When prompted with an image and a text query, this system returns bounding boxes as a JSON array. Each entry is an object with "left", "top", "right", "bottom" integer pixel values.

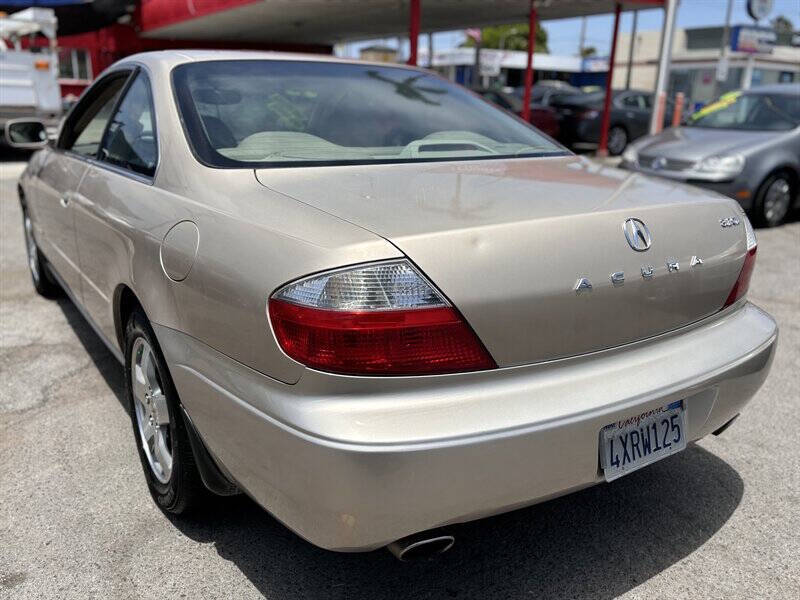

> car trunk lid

[{"left": 256, "top": 155, "right": 748, "bottom": 367}]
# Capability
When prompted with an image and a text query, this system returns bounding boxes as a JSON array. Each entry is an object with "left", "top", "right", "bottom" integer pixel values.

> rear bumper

[{"left": 156, "top": 302, "right": 777, "bottom": 551}]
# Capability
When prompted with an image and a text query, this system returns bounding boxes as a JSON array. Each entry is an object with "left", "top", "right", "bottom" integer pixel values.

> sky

[{"left": 337, "top": 0, "right": 800, "bottom": 59}]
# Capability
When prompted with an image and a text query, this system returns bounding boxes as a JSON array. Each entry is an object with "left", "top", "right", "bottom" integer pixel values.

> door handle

[{"left": 59, "top": 194, "right": 70, "bottom": 207}]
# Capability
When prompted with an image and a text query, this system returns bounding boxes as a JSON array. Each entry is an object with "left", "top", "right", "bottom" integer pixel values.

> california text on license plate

[{"left": 600, "top": 401, "right": 686, "bottom": 482}]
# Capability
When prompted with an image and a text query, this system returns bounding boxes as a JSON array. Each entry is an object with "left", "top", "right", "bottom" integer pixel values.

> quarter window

[
  {"left": 99, "top": 72, "right": 158, "bottom": 177},
  {"left": 60, "top": 74, "right": 128, "bottom": 157}
]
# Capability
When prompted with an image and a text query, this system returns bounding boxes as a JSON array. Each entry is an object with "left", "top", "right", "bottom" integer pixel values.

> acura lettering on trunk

[{"left": 12, "top": 52, "right": 777, "bottom": 559}]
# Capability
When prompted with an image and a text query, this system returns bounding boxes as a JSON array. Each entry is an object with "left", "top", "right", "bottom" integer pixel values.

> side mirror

[{"left": 4, "top": 119, "right": 49, "bottom": 149}]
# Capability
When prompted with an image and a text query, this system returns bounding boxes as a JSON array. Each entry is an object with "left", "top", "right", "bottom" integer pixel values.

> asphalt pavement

[{"left": 1, "top": 153, "right": 799, "bottom": 599}]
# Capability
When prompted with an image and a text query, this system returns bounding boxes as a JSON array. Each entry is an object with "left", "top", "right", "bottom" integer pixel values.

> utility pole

[
  {"left": 625, "top": 10, "right": 638, "bottom": 89},
  {"left": 578, "top": 16, "right": 587, "bottom": 55},
  {"left": 473, "top": 32, "right": 481, "bottom": 87},
  {"left": 649, "top": 0, "right": 678, "bottom": 135},
  {"left": 714, "top": 0, "right": 734, "bottom": 98}
]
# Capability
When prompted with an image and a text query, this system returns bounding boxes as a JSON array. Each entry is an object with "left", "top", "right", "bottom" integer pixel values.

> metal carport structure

[{"left": 137, "top": 0, "right": 677, "bottom": 154}]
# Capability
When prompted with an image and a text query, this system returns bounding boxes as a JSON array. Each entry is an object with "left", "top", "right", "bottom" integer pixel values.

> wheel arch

[
  {"left": 113, "top": 282, "right": 238, "bottom": 497},
  {"left": 763, "top": 164, "right": 799, "bottom": 191},
  {"left": 113, "top": 284, "right": 147, "bottom": 355}
]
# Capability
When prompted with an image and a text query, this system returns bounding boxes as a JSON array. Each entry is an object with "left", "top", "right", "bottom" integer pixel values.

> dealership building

[
  {"left": 613, "top": 24, "right": 800, "bottom": 108},
  {"left": 415, "top": 24, "right": 799, "bottom": 110}
]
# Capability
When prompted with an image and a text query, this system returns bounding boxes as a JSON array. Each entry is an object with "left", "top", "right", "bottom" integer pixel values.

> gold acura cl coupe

[{"left": 10, "top": 52, "right": 777, "bottom": 560}]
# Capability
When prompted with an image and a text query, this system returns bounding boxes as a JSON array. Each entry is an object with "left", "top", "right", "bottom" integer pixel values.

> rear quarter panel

[{"left": 59, "top": 57, "right": 402, "bottom": 384}]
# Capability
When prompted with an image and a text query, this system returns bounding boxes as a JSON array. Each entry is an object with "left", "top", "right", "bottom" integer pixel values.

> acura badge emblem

[{"left": 623, "top": 218, "right": 652, "bottom": 252}]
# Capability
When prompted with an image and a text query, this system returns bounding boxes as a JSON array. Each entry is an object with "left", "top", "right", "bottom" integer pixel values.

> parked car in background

[
  {"left": 621, "top": 84, "right": 800, "bottom": 227},
  {"left": 511, "top": 82, "right": 582, "bottom": 107},
  {"left": 552, "top": 89, "right": 672, "bottom": 155},
  {"left": 10, "top": 51, "right": 776, "bottom": 559},
  {"left": 473, "top": 87, "right": 559, "bottom": 138}
]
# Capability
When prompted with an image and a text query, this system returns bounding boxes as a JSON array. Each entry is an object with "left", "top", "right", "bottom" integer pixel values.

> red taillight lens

[
  {"left": 268, "top": 259, "right": 495, "bottom": 375},
  {"left": 723, "top": 247, "right": 757, "bottom": 308},
  {"left": 269, "top": 300, "right": 496, "bottom": 375}
]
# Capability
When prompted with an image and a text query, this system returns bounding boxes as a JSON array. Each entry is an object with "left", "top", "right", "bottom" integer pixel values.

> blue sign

[{"left": 730, "top": 25, "right": 777, "bottom": 53}]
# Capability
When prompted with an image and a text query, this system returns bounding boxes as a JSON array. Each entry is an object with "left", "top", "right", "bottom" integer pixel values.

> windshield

[
  {"left": 689, "top": 91, "right": 800, "bottom": 131},
  {"left": 172, "top": 60, "right": 565, "bottom": 168}
]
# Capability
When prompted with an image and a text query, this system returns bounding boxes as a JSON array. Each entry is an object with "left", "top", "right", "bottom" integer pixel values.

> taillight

[
  {"left": 268, "top": 260, "right": 496, "bottom": 375},
  {"left": 723, "top": 210, "right": 757, "bottom": 308}
]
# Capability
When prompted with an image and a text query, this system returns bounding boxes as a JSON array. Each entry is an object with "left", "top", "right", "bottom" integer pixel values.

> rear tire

[
  {"left": 22, "top": 209, "right": 61, "bottom": 298},
  {"left": 752, "top": 171, "right": 794, "bottom": 228},
  {"left": 607, "top": 125, "right": 628, "bottom": 156},
  {"left": 125, "top": 309, "right": 206, "bottom": 514}
]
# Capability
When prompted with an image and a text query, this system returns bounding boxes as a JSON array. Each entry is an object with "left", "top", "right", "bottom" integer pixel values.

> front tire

[
  {"left": 752, "top": 171, "right": 794, "bottom": 227},
  {"left": 125, "top": 309, "right": 206, "bottom": 514},
  {"left": 22, "top": 209, "right": 61, "bottom": 298},
  {"left": 607, "top": 125, "right": 628, "bottom": 156}
]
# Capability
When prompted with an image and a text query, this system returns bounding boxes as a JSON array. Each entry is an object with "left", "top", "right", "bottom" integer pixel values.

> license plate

[{"left": 600, "top": 401, "right": 686, "bottom": 482}]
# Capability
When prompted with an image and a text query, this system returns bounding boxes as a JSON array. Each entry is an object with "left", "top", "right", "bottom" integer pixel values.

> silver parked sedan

[
  {"left": 621, "top": 84, "right": 800, "bottom": 227},
  {"left": 10, "top": 51, "right": 777, "bottom": 559}
]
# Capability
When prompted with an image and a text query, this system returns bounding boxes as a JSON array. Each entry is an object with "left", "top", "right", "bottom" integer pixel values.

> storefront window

[
  {"left": 669, "top": 67, "right": 743, "bottom": 110},
  {"left": 57, "top": 48, "right": 92, "bottom": 81},
  {"left": 752, "top": 68, "right": 781, "bottom": 87}
]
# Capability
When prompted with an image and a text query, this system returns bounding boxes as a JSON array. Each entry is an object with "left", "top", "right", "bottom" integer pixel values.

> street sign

[
  {"left": 479, "top": 51, "right": 503, "bottom": 77},
  {"left": 715, "top": 55, "right": 729, "bottom": 82},
  {"left": 746, "top": 0, "right": 773, "bottom": 21},
  {"left": 730, "top": 25, "right": 777, "bottom": 53}
]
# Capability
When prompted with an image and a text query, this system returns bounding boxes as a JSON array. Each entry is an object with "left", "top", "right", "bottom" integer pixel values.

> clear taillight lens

[
  {"left": 723, "top": 208, "right": 757, "bottom": 308},
  {"left": 268, "top": 260, "right": 496, "bottom": 375}
]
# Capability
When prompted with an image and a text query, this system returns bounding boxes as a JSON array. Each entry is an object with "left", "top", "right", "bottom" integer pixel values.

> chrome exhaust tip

[{"left": 386, "top": 532, "right": 455, "bottom": 561}]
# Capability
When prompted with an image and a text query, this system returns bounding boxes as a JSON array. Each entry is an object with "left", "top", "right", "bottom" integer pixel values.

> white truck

[{"left": 1, "top": 7, "right": 61, "bottom": 145}]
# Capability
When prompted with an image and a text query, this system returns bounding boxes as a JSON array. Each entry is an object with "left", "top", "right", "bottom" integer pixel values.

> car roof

[
  {"left": 747, "top": 83, "right": 800, "bottom": 95},
  {"left": 113, "top": 49, "right": 425, "bottom": 73}
]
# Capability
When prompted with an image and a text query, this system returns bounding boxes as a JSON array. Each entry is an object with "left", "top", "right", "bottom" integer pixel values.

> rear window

[{"left": 172, "top": 60, "right": 565, "bottom": 168}]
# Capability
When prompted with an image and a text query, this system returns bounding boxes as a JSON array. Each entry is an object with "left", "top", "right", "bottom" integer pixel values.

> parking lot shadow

[
  {"left": 52, "top": 290, "right": 743, "bottom": 599},
  {"left": 56, "top": 297, "right": 127, "bottom": 412},
  {"left": 169, "top": 443, "right": 742, "bottom": 599}
]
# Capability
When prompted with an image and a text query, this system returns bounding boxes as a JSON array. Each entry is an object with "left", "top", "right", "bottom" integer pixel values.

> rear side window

[
  {"left": 60, "top": 74, "right": 128, "bottom": 157},
  {"left": 621, "top": 94, "right": 645, "bottom": 109},
  {"left": 99, "top": 72, "right": 158, "bottom": 177}
]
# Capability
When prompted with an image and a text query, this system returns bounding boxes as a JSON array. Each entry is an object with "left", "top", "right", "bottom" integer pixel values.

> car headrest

[{"left": 193, "top": 88, "right": 242, "bottom": 105}]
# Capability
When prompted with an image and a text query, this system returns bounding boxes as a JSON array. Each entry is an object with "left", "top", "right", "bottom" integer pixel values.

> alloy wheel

[
  {"left": 763, "top": 177, "right": 791, "bottom": 225},
  {"left": 607, "top": 127, "right": 627, "bottom": 156},
  {"left": 131, "top": 337, "right": 173, "bottom": 484}
]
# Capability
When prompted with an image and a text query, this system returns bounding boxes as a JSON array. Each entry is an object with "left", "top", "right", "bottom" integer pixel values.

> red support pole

[
  {"left": 598, "top": 2, "right": 622, "bottom": 156},
  {"left": 521, "top": 0, "right": 537, "bottom": 122},
  {"left": 407, "top": 0, "right": 420, "bottom": 66}
]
